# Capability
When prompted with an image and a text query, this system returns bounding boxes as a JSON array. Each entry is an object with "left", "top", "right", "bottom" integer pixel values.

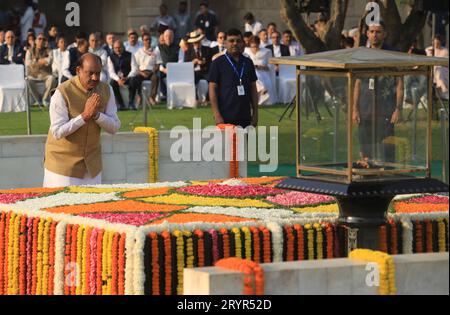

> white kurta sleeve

[
  {"left": 49, "top": 90, "right": 86, "bottom": 140},
  {"left": 107, "top": 56, "right": 120, "bottom": 81},
  {"left": 61, "top": 52, "right": 73, "bottom": 79},
  {"left": 127, "top": 54, "right": 138, "bottom": 78},
  {"left": 94, "top": 86, "right": 121, "bottom": 134}
]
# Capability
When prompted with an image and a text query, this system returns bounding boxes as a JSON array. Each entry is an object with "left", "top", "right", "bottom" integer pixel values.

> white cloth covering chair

[
  {"left": 166, "top": 62, "right": 196, "bottom": 109},
  {"left": 0, "top": 64, "right": 27, "bottom": 112},
  {"left": 278, "top": 64, "right": 297, "bottom": 104}
]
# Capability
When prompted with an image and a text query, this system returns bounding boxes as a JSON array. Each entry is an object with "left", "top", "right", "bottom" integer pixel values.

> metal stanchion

[
  {"left": 25, "top": 76, "right": 32, "bottom": 135},
  {"left": 440, "top": 109, "right": 448, "bottom": 184}
]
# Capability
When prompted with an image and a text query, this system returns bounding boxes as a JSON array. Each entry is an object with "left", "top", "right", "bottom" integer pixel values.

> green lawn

[{"left": 0, "top": 103, "right": 448, "bottom": 180}]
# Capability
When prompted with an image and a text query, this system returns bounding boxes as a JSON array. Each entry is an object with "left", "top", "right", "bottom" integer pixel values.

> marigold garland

[
  {"left": 249, "top": 227, "right": 260, "bottom": 263},
  {"left": 63, "top": 224, "right": 72, "bottom": 295},
  {"left": 173, "top": 230, "right": 184, "bottom": 295},
  {"left": 220, "top": 228, "right": 230, "bottom": 259},
  {"left": 305, "top": 224, "right": 314, "bottom": 260},
  {"left": 379, "top": 225, "right": 388, "bottom": 253},
  {"left": 118, "top": 233, "right": 126, "bottom": 295},
  {"left": 293, "top": 224, "right": 304, "bottom": 261},
  {"left": 0, "top": 213, "right": 5, "bottom": 295},
  {"left": 415, "top": 220, "right": 423, "bottom": 253},
  {"left": 149, "top": 232, "right": 160, "bottom": 295},
  {"left": 349, "top": 249, "right": 397, "bottom": 295},
  {"left": 437, "top": 219, "right": 446, "bottom": 252},
  {"left": 284, "top": 226, "right": 294, "bottom": 262},
  {"left": 232, "top": 228, "right": 242, "bottom": 259},
  {"left": 260, "top": 227, "right": 271, "bottom": 263},
  {"left": 390, "top": 221, "right": 398, "bottom": 255},
  {"left": 161, "top": 231, "right": 172, "bottom": 295},
  {"left": 314, "top": 223, "right": 323, "bottom": 260},
  {"left": 425, "top": 220, "right": 433, "bottom": 253},
  {"left": 19, "top": 215, "right": 26, "bottom": 295},
  {"left": 242, "top": 227, "right": 252, "bottom": 260},
  {"left": 215, "top": 258, "right": 264, "bottom": 295},
  {"left": 134, "top": 127, "right": 159, "bottom": 183},
  {"left": 194, "top": 230, "right": 205, "bottom": 267},
  {"left": 209, "top": 229, "right": 219, "bottom": 264},
  {"left": 325, "top": 224, "right": 334, "bottom": 259}
]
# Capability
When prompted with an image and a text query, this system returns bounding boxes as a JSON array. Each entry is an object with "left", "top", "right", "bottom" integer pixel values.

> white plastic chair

[
  {"left": 167, "top": 62, "right": 196, "bottom": 109},
  {"left": 278, "top": 64, "right": 297, "bottom": 104},
  {"left": 0, "top": 64, "right": 27, "bottom": 112}
]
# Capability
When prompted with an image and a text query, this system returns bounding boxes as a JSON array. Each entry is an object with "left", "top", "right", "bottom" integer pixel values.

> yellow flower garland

[
  {"left": 36, "top": 217, "right": 45, "bottom": 295},
  {"left": 241, "top": 227, "right": 252, "bottom": 260},
  {"left": 7, "top": 213, "right": 16, "bottom": 294},
  {"left": 293, "top": 204, "right": 339, "bottom": 213},
  {"left": 437, "top": 219, "right": 446, "bottom": 252},
  {"left": 232, "top": 228, "right": 242, "bottom": 259},
  {"left": 42, "top": 219, "right": 51, "bottom": 295},
  {"left": 184, "top": 231, "right": 194, "bottom": 269},
  {"left": 75, "top": 226, "right": 84, "bottom": 295},
  {"left": 349, "top": 249, "right": 397, "bottom": 295},
  {"left": 314, "top": 223, "right": 323, "bottom": 260},
  {"left": 134, "top": 127, "right": 159, "bottom": 183},
  {"left": 107, "top": 231, "right": 114, "bottom": 295},
  {"left": 80, "top": 226, "right": 88, "bottom": 295},
  {"left": 142, "top": 193, "right": 273, "bottom": 208},
  {"left": 173, "top": 230, "right": 184, "bottom": 295},
  {"left": 305, "top": 224, "right": 314, "bottom": 260}
]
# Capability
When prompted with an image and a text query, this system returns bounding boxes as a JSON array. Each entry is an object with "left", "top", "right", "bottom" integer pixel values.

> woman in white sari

[{"left": 244, "top": 36, "right": 277, "bottom": 105}]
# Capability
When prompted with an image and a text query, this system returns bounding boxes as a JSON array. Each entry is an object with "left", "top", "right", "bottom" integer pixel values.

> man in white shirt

[
  {"left": 43, "top": 53, "right": 121, "bottom": 187},
  {"left": 52, "top": 35, "right": 68, "bottom": 85},
  {"left": 243, "top": 12, "right": 263, "bottom": 36},
  {"left": 107, "top": 40, "right": 139, "bottom": 110},
  {"left": 132, "top": 33, "right": 159, "bottom": 106},
  {"left": 210, "top": 31, "right": 226, "bottom": 55},
  {"left": 88, "top": 33, "right": 108, "bottom": 82}
]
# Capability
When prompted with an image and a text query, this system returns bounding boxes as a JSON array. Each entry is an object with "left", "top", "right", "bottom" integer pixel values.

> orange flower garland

[
  {"left": 415, "top": 220, "right": 423, "bottom": 253},
  {"left": 64, "top": 224, "right": 72, "bottom": 295},
  {"left": 220, "top": 228, "right": 230, "bottom": 259},
  {"left": 325, "top": 224, "right": 334, "bottom": 259},
  {"left": 111, "top": 233, "right": 119, "bottom": 295},
  {"left": 379, "top": 225, "right": 388, "bottom": 253},
  {"left": 48, "top": 222, "right": 57, "bottom": 295},
  {"left": 215, "top": 258, "right": 264, "bottom": 295},
  {"left": 118, "top": 233, "right": 126, "bottom": 295},
  {"left": 390, "top": 221, "right": 398, "bottom": 255},
  {"left": 284, "top": 226, "right": 294, "bottom": 262},
  {"left": 293, "top": 224, "right": 304, "bottom": 261},
  {"left": 425, "top": 220, "right": 433, "bottom": 253},
  {"left": 96, "top": 230, "right": 104, "bottom": 295},
  {"left": 194, "top": 230, "right": 205, "bottom": 267},
  {"left": 148, "top": 232, "right": 159, "bottom": 295},
  {"left": 260, "top": 227, "right": 271, "bottom": 263},
  {"left": 18, "top": 216, "right": 26, "bottom": 295},
  {"left": 249, "top": 227, "right": 260, "bottom": 263},
  {"left": 31, "top": 217, "right": 39, "bottom": 295},
  {"left": 161, "top": 231, "right": 172, "bottom": 295}
]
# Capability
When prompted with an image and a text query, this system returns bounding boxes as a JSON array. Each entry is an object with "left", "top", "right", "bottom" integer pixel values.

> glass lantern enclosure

[{"left": 272, "top": 47, "right": 448, "bottom": 183}]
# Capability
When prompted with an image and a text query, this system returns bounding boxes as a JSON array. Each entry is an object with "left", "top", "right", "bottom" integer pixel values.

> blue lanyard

[{"left": 224, "top": 54, "right": 245, "bottom": 85}]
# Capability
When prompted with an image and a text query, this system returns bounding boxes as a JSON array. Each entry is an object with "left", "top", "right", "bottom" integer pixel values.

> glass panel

[
  {"left": 299, "top": 74, "right": 348, "bottom": 179},
  {"left": 352, "top": 74, "right": 428, "bottom": 181}
]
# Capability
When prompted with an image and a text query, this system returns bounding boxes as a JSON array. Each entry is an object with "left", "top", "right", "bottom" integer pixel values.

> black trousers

[
  {"left": 110, "top": 78, "right": 139, "bottom": 108},
  {"left": 131, "top": 71, "right": 159, "bottom": 99}
]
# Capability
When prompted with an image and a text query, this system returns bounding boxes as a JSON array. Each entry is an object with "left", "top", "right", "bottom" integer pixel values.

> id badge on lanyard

[
  {"left": 225, "top": 54, "right": 246, "bottom": 96},
  {"left": 237, "top": 80, "right": 245, "bottom": 96}
]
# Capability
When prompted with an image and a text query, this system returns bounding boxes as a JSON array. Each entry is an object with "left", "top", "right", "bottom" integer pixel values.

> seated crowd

[{"left": 1, "top": 1, "right": 447, "bottom": 110}]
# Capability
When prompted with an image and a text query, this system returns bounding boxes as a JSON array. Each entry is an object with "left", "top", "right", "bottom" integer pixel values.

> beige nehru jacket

[{"left": 44, "top": 76, "right": 110, "bottom": 179}]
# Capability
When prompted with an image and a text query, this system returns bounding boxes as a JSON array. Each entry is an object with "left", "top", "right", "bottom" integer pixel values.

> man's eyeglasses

[{"left": 227, "top": 38, "right": 242, "bottom": 43}]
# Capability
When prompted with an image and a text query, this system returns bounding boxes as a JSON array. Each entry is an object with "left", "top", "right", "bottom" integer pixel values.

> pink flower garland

[
  {"left": 266, "top": 191, "right": 335, "bottom": 207},
  {"left": 209, "top": 229, "right": 219, "bottom": 264},
  {"left": 177, "top": 184, "right": 286, "bottom": 198},
  {"left": 407, "top": 195, "right": 449, "bottom": 204},
  {"left": 0, "top": 193, "right": 41, "bottom": 204},
  {"left": 89, "top": 228, "right": 98, "bottom": 295}
]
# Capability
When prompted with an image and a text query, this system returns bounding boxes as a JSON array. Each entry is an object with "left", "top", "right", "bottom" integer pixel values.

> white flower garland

[
  {"left": 53, "top": 222, "right": 67, "bottom": 295},
  {"left": 184, "top": 206, "right": 297, "bottom": 220},
  {"left": 265, "top": 222, "right": 283, "bottom": 263},
  {"left": 133, "top": 229, "right": 146, "bottom": 295}
]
